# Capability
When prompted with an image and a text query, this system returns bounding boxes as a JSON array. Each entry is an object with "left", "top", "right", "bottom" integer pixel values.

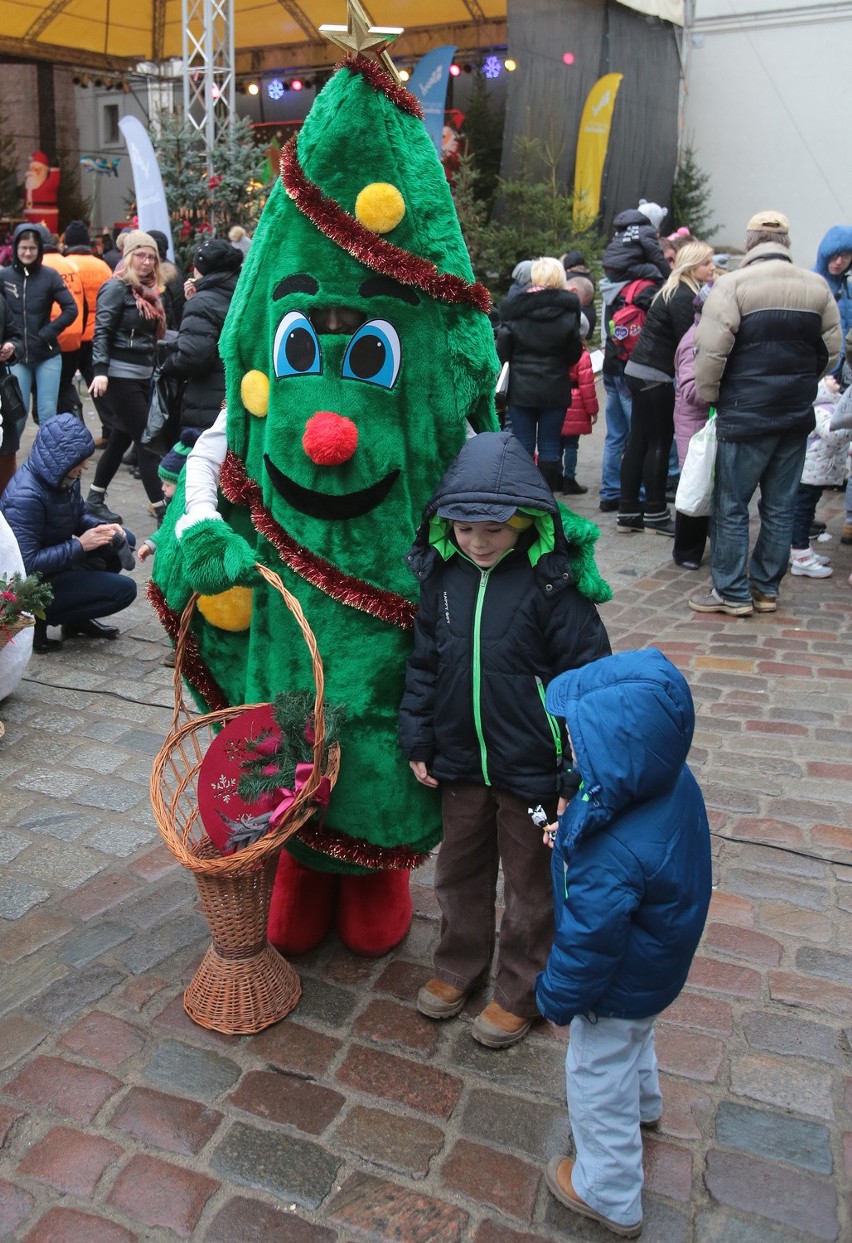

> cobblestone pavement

[{"left": 0, "top": 407, "right": 850, "bottom": 1242}]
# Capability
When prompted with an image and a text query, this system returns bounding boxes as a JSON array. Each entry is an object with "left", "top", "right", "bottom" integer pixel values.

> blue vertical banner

[
  {"left": 118, "top": 116, "right": 174, "bottom": 260},
  {"left": 407, "top": 46, "right": 456, "bottom": 156}
]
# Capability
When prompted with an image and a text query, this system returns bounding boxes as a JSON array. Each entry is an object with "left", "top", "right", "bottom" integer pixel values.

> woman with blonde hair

[
  {"left": 617, "top": 241, "right": 715, "bottom": 534},
  {"left": 496, "top": 256, "right": 583, "bottom": 490},
  {"left": 87, "top": 231, "right": 167, "bottom": 522}
]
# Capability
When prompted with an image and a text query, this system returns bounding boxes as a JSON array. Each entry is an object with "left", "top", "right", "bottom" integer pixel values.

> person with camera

[{"left": 0, "top": 413, "right": 137, "bottom": 653}]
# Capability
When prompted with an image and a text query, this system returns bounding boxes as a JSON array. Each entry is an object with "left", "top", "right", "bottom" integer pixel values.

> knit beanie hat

[
  {"left": 638, "top": 199, "right": 667, "bottom": 231},
  {"left": 121, "top": 230, "right": 159, "bottom": 260},
  {"left": 158, "top": 428, "right": 201, "bottom": 483},
  {"left": 64, "top": 220, "right": 90, "bottom": 247},
  {"left": 194, "top": 237, "right": 244, "bottom": 276}
]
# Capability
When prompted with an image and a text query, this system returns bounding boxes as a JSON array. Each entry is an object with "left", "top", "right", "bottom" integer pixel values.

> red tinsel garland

[
  {"left": 147, "top": 581, "right": 230, "bottom": 712},
  {"left": 220, "top": 452, "right": 417, "bottom": 630},
  {"left": 341, "top": 53, "right": 424, "bottom": 119},
  {"left": 280, "top": 143, "right": 491, "bottom": 316}
]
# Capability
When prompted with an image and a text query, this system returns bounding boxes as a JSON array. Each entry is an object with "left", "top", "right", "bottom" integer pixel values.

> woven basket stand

[{"left": 149, "top": 564, "right": 340, "bottom": 1034}]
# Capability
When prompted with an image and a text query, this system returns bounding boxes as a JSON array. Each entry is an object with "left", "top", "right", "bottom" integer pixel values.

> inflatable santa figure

[{"left": 24, "top": 151, "right": 61, "bottom": 235}]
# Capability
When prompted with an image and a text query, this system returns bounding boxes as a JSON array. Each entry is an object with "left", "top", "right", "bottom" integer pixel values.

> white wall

[{"left": 683, "top": 0, "right": 852, "bottom": 264}]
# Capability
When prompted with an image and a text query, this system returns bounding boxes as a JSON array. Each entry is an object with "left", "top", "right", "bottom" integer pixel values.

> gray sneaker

[{"left": 689, "top": 589, "right": 753, "bottom": 617}]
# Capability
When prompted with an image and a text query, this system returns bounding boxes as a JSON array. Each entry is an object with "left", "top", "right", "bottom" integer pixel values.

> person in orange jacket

[
  {"left": 560, "top": 345, "right": 599, "bottom": 494},
  {"left": 59, "top": 221, "right": 113, "bottom": 438}
]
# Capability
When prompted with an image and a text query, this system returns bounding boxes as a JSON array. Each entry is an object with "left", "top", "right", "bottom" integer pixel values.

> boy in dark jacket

[
  {"left": 536, "top": 648, "right": 711, "bottom": 1238},
  {"left": 0, "top": 414, "right": 137, "bottom": 652},
  {"left": 399, "top": 431, "right": 611, "bottom": 1048}
]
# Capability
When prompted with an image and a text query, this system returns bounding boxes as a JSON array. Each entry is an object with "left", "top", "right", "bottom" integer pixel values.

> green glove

[{"left": 179, "top": 519, "right": 261, "bottom": 595}]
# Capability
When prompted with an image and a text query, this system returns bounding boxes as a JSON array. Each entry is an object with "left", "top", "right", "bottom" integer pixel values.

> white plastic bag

[{"left": 675, "top": 412, "right": 717, "bottom": 517}]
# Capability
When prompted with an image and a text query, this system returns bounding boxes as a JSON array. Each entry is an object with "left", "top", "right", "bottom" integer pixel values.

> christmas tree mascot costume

[{"left": 150, "top": 39, "right": 610, "bottom": 957}]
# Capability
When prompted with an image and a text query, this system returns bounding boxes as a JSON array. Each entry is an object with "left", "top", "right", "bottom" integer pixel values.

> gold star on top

[{"left": 320, "top": 1, "right": 403, "bottom": 81}]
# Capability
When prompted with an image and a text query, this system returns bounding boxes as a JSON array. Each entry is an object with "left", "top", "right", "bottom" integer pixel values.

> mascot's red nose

[{"left": 302, "top": 411, "right": 359, "bottom": 465}]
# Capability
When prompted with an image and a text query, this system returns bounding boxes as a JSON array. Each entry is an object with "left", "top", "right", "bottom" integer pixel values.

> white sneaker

[
  {"left": 790, "top": 552, "right": 833, "bottom": 578},
  {"left": 792, "top": 546, "right": 830, "bottom": 566}
]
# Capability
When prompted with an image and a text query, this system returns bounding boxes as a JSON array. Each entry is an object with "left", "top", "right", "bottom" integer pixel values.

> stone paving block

[
  {"left": 247, "top": 1018, "right": 343, "bottom": 1078},
  {"left": 16, "top": 768, "right": 90, "bottom": 796},
  {"left": 113, "top": 912, "right": 207, "bottom": 973},
  {"left": 0, "top": 1015, "right": 49, "bottom": 1070},
  {"left": 707, "top": 891, "right": 755, "bottom": 927},
  {"left": 326, "top": 1170, "right": 469, "bottom": 1241},
  {"left": 725, "top": 816, "right": 806, "bottom": 848},
  {"left": 118, "top": 875, "right": 196, "bottom": 929},
  {"left": 723, "top": 869, "right": 830, "bottom": 910},
  {"left": 67, "top": 745, "right": 126, "bottom": 774},
  {"left": 59, "top": 871, "right": 142, "bottom": 921},
  {"left": 0, "top": 1103, "right": 24, "bottom": 1145},
  {"left": 204, "top": 1195, "right": 337, "bottom": 1242},
  {"left": 0, "top": 1179, "right": 35, "bottom": 1238},
  {"left": 143, "top": 1039, "right": 241, "bottom": 1098},
  {"left": 656, "top": 1027, "right": 725, "bottom": 1084},
  {"left": 58, "top": 1011, "right": 146, "bottom": 1069},
  {"left": 108, "top": 1085, "right": 223, "bottom": 1155},
  {"left": 716, "top": 1100, "right": 832, "bottom": 1174},
  {"left": 660, "top": 991, "right": 733, "bottom": 1035},
  {"left": 742, "top": 1010, "right": 842, "bottom": 1065},
  {"left": 440, "top": 1137, "right": 541, "bottom": 1221},
  {"left": 0, "top": 875, "right": 50, "bottom": 919},
  {"left": 796, "top": 945, "right": 852, "bottom": 982},
  {"left": 228, "top": 1068, "right": 346, "bottom": 1134},
  {"left": 759, "top": 902, "right": 835, "bottom": 944},
  {"left": 333, "top": 1103, "right": 445, "bottom": 1177},
  {"left": 211, "top": 1120, "right": 340, "bottom": 1208},
  {"left": 696, "top": 781, "right": 761, "bottom": 814},
  {"left": 13, "top": 838, "right": 107, "bottom": 889},
  {"left": 4, "top": 1054, "right": 121, "bottom": 1123},
  {"left": 336, "top": 1043, "right": 462, "bottom": 1119},
  {"left": 704, "top": 923, "right": 784, "bottom": 966},
  {"left": 704, "top": 1148, "right": 839, "bottom": 1240},
  {"left": 115, "top": 728, "right": 166, "bottom": 755},
  {"left": 0, "top": 954, "right": 67, "bottom": 1022},
  {"left": 352, "top": 997, "right": 440, "bottom": 1055},
  {"left": 107, "top": 1152, "right": 219, "bottom": 1239},
  {"left": 56, "top": 920, "right": 135, "bottom": 967},
  {"left": 294, "top": 973, "right": 360, "bottom": 1028},
  {"left": 474, "top": 1222, "right": 553, "bottom": 1243},
  {"left": 87, "top": 823, "right": 156, "bottom": 857},
  {"left": 84, "top": 719, "right": 136, "bottom": 742},
  {"left": 127, "top": 845, "right": 180, "bottom": 881},
  {"left": 17, "top": 810, "right": 91, "bottom": 843},
  {"left": 17, "top": 1123, "right": 123, "bottom": 1194},
  {"left": 643, "top": 1137, "right": 694, "bottom": 1202},
  {"left": 731, "top": 1052, "right": 835, "bottom": 1119},
  {"left": 25, "top": 963, "right": 126, "bottom": 1025},
  {"left": 0, "top": 830, "right": 29, "bottom": 863},
  {"left": 656, "top": 1077, "right": 712, "bottom": 1141},
  {"left": 694, "top": 1208, "right": 814, "bottom": 1242},
  {"left": 687, "top": 956, "right": 763, "bottom": 999},
  {"left": 768, "top": 970, "right": 852, "bottom": 1018},
  {"left": 71, "top": 780, "right": 147, "bottom": 813},
  {"left": 448, "top": 1026, "right": 568, "bottom": 1095},
  {"left": 732, "top": 841, "right": 831, "bottom": 880},
  {"left": 460, "top": 1087, "right": 569, "bottom": 1161},
  {"left": 113, "top": 972, "right": 170, "bottom": 1012},
  {"left": 372, "top": 957, "right": 432, "bottom": 1001},
  {"left": 21, "top": 1208, "right": 136, "bottom": 1243}
]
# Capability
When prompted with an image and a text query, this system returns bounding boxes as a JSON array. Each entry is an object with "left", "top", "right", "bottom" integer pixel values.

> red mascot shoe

[
  {"left": 267, "top": 850, "right": 338, "bottom": 955},
  {"left": 336, "top": 869, "right": 413, "bottom": 957}
]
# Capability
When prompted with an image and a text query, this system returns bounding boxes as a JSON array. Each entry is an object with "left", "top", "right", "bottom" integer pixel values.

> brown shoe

[
  {"left": 640, "top": 1116, "right": 661, "bottom": 1131},
  {"left": 416, "top": 978, "right": 468, "bottom": 1019},
  {"left": 751, "top": 588, "right": 777, "bottom": 614},
  {"left": 544, "top": 1157, "right": 643, "bottom": 1238},
  {"left": 472, "top": 1001, "right": 533, "bottom": 1048},
  {"left": 841, "top": 522, "right": 852, "bottom": 545}
]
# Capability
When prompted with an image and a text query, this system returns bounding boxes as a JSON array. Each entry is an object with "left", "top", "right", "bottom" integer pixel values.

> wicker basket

[
  {"left": 150, "top": 564, "right": 340, "bottom": 1034},
  {"left": 0, "top": 613, "right": 34, "bottom": 653}
]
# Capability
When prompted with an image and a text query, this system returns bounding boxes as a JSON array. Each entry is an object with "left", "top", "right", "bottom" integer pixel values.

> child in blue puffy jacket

[{"left": 536, "top": 648, "right": 711, "bottom": 1239}]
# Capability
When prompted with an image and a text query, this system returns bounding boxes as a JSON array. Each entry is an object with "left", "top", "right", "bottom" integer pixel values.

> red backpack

[{"left": 608, "top": 279, "right": 656, "bottom": 362}]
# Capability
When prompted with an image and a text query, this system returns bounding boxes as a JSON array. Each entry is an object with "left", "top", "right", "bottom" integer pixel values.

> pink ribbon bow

[{"left": 270, "top": 761, "right": 331, "bottom": 827}]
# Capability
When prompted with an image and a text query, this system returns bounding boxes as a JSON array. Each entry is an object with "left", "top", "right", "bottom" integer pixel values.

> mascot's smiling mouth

[{"left": 264, "top": 455, "right": 400, "bottom": 520}]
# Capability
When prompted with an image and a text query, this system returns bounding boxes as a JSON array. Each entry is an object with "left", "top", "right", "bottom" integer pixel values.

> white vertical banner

[{"left": 118, "top": 116, "right": 175, "bottom": 260}]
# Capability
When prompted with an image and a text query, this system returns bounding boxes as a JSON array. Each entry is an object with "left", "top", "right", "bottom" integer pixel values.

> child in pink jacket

[{"left": 560, "top": 348, "right": 598, "bottom": 494}]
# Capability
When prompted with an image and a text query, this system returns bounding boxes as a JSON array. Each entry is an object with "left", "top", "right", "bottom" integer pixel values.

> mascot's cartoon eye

[
  {"left": 341, "top": 319, "right": 401, "bottom": 389},
  {"left": 273, "top": 311, "right": 322, "bottom": 377}
]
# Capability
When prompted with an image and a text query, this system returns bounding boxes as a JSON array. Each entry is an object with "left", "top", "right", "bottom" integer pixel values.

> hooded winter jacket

[
  {"left": 495, "top": 288, "right": 583, "bottom": 408},
  {"left": 694, "top": 243, "right": 842, "bottom": 441},
  {"left": 535, "top": 649, "right": 711, "bottom": 1025},
  {"left": 0, "top": 414, "right": 103, "bottom": 578},
  {"left": 161, "top": 269, "right": 240, "bottom": 429},
  {"left": 398, "top": 432, "right": 611, "bottom": 802},
  {"left": 814, "top": 225, "right": 852, "bottom": 359},
  {"left": 602, "top": 209, "right": 671, "bottom": 284},
  {"left": 0, "top": 223, "right": 77, "bottom": 365}
]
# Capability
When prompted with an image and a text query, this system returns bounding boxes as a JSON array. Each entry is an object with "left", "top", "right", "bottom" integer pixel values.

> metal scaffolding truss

[{"left": 182, "top": 0, "right": 236, "bottom": 150}]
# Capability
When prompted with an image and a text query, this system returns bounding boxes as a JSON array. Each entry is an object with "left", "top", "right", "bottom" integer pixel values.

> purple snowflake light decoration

[
  {"left": 482, "top": 55, "right": 502, "bottom": 80},
  {"left": 267, "top": 78, "right": 285, "bottom": 100}
]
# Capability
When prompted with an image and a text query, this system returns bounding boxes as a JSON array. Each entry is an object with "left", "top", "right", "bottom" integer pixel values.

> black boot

[
  {"left": 85, "top": 488, "right": 123, "bottom": 524},
  {"left": 538, "top": 460, "right": 563, "bottom": 493},
  {"left": 561, "top": 477, "right": 588, "bottom": 495},
  {"left": 62, "top": 618, "right": 120, "bottom": 640},
  {"left": 33, "top": 620, "right": 62, "bottom": 654}
]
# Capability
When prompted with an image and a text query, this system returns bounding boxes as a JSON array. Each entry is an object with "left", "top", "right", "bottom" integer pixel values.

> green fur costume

[{"left": 151, "top": 54, "right": 610, "bottom": 917}]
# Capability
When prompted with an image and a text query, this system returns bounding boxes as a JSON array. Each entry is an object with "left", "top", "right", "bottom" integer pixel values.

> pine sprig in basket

[{"left": 0, "top": 572, "right": 53, "bottom": 625}]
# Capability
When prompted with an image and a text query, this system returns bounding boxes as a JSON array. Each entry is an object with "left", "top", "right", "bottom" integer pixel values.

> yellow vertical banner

[{"left": 573, "top": 73, "right": 624, "bottom": 227}]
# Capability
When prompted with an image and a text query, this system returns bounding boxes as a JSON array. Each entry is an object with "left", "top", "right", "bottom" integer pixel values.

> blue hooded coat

[
  {"left": 0, "top": 414, "right": 102, "bottom": 578},
  {"left": 535, "top": 649, "right": 711, "bottom": 1025},
  {"left": 814, "top": 226, "right": 852, "bottom": 360}
]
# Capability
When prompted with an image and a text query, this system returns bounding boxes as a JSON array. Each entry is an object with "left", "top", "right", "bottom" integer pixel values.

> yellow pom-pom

[
  {"left": 355, "top": 182, "right": 406, "bottom": 234},
  {"left": 241, "top": 370, "right": 269, "bottom": 417},
  {"left": 197, "top": 587, "right": 254, "bottom": 632}
]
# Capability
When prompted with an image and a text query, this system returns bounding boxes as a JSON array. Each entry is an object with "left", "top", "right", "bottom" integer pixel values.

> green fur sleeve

[{"left": 559, "top": 504, "right": 613, "bottom": 604}]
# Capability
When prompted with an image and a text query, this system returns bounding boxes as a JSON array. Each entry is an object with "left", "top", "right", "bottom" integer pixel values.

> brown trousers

[{"left": 433, "top": 781, "right": 556, "bottom": 1017}]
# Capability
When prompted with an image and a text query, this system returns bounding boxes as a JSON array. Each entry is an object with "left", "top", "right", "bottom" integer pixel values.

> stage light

[
  {"left": 462, "top": 63, "right": 473, "bottom": 73},
  {"left": 94, "top": 76, "right": 105, "bottom": 88},
  {"left": 563, "top": 52, "right": 575, "bottom": 65},
  {"left": 267, "top": 78, "right": 285, "bottom": 100},
  {"left": 247, "top": 82, "right": 259, "bottom": 95},
  {"left": 291, "top": 78, "right": 303, "bottom": 91},
  {"left": 210, "top": 84, "right": 221, "bottom": 100},
  {"left": 398, "top": 68, "right": 410, "bottom": 82},
  {"left": 482, "top": 55, "right": 502, "bottom": 79},
  {"left": 449, "top": 63, "right": 461, "bottom": 77},
  {"left": 504, "top": 58, "right": 517, "bottom": 71}
]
